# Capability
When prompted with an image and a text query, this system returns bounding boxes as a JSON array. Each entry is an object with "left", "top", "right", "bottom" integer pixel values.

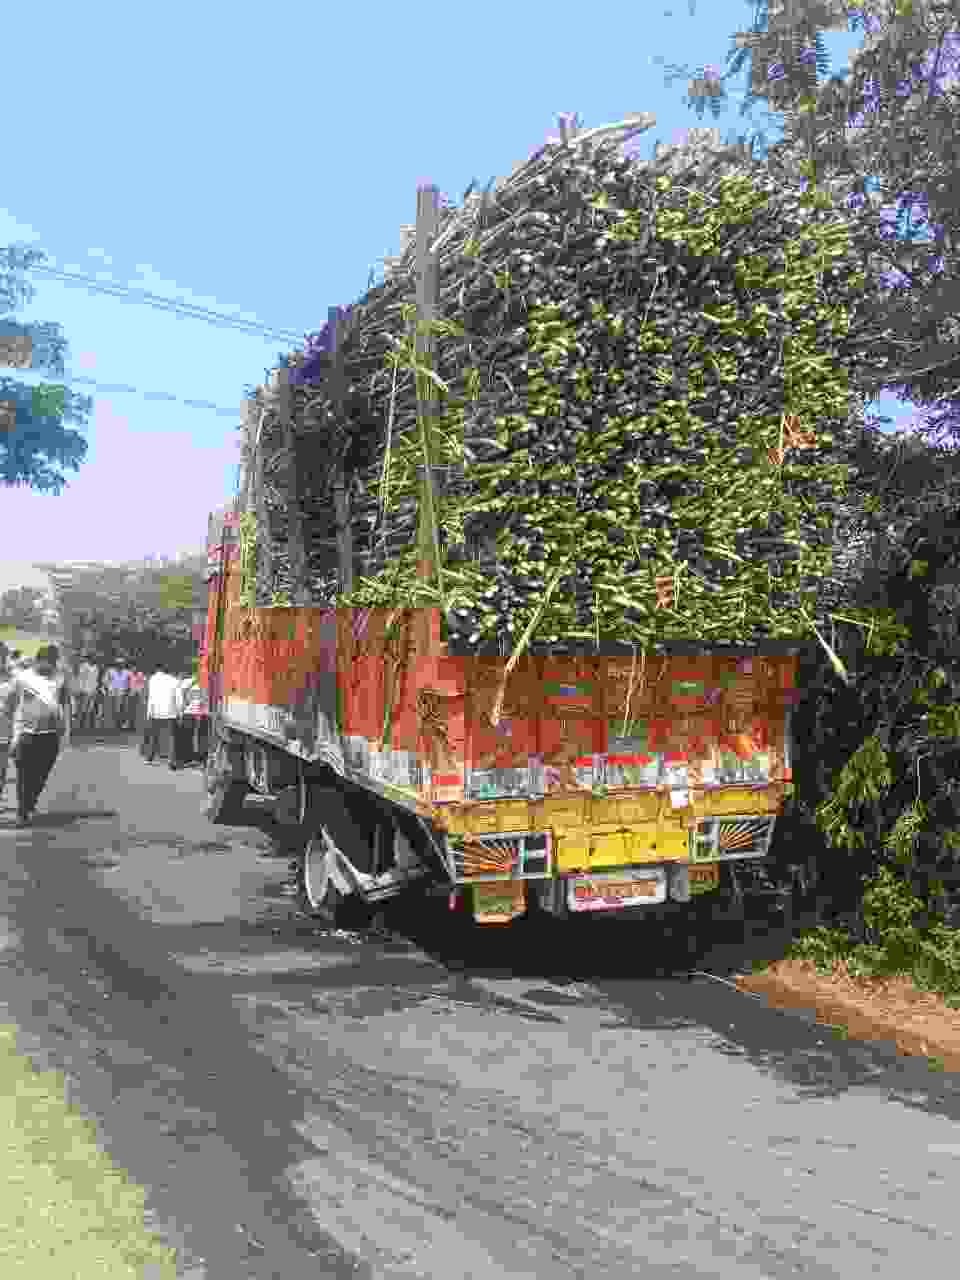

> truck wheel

[
  {"left": 294, "top": 830, "right": 369, "bottom": 928},
  {"left": 204, "top": 737, "right": 248, "bottom": 824}
]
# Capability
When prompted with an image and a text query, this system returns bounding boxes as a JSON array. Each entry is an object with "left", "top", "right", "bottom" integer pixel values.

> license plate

[{"left": 567, "top": 868, "right": 666, "bottom": 912}]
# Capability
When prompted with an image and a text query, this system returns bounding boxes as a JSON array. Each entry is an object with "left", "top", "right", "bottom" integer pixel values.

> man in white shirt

[
  {"left": 143, "top": 663, "right": 183, "bottom": 767},
  {"left": 4, "top": 644, "right": 70, "bottom": 825}
]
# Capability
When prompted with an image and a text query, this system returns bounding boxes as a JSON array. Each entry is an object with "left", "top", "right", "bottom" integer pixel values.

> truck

[
  {"left": 199, "top": 116, "right": 864, "bottom": 933},
  {"left": 201, "top": 500, "right": 805, "bottom": 930}
]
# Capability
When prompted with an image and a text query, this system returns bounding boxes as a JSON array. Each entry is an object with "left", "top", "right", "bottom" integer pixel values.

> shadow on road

[
  {"left": 375, "top": 889, "right": 811, "bottom": 983},
  {"left": 28, "top": 809, "right": 119, "bottom": 827},
  {"left": 67, "top": 730, "right": 142, "bottom": 747},
  {"left": 320, "top": 892, "right": 960, "bottom": 1116}
]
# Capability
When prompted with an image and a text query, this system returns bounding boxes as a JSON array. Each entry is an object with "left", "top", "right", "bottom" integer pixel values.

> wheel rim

[{"left": 302, "top": 833, "right": 332, "bottom": 910}]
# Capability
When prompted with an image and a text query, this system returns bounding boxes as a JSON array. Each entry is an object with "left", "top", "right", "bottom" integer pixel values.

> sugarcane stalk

[
  {"left": 413, "top": 184, "right": 445, "bottom": 611},
  {"left": 489, "top": 564, "right": 566, "bottom": 727}
]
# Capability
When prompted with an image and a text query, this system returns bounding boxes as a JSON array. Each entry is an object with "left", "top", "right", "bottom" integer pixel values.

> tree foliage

[
  {"left": 662, "top": 2, "right": 960, "bottom": 947},
  {"left": 0, "top": 585, "right": 47, "bottom": 631},
  {"left": 773, "top": 428, "right": 960, "bottom": 932},
  {"left": 45, "top": 559, "right": 208, "bottom": 672},
  {"left": 0, "top": 245, "right": 91, "bottom": 493},
  {"left": 669, "top": 0, "right": 960, "bottom": 447}
]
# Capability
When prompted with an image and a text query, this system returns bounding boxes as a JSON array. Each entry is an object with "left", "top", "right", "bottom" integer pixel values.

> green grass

[
  {"left": 0, "top": 1023, "right": 179, "bottom": 1277},
  {"left": 0, "top": 627, "right": 63, "bottom": 659}
]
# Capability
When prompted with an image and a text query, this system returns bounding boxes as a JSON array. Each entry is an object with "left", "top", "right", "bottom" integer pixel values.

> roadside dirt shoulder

[{"left": 737, "top": 957, "right": 960, "bottom": 1070}]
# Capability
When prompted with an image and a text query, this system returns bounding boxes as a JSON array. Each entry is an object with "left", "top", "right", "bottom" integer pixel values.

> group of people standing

[
  {"left": 0, "top": 644, "right": 211, "bottom": 826},
  {"left": 142, "top": 662, "right": 210, "bottom": 770},
  {"left": 68, "top": 656, "right": 146, "bottom": 732}
]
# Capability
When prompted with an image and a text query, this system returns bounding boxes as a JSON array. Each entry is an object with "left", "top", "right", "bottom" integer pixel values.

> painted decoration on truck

[
  {"left": 335, "top": 608, "right": 448, "bottom": 802},
  {"left": 447, "top": 830, "right": 553, "bottom": 883},
  {"left": 210, "top": 572, "right": 798, "bottom": 812},
  {"left": 471, "top": 880, "right": 527, "bottom": 924},
  {"left": 464, "top": 658, "right": 540, "bottom": 801},
  {"left": 538, "top": 659, "right": 603, "bottom": 794},
  {"left": 598, "top": 654, "right": 792, "bottom": 792},
  {"left": 218, "top": 606, "right": 343, "bottom": 771},
  {"left": 689, "top": 816, "right": 777, "bottom": 863}
]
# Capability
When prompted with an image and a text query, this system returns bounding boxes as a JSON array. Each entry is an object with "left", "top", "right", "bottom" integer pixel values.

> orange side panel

[
  {"left": 466, "top": 657, "right": 540, "bottom": 771},
  {"left": 539, "top": 658, "right": 603, "bottom": 766},
  {"left": 206, "top": 588, "right": 800, "bottom": 803}
]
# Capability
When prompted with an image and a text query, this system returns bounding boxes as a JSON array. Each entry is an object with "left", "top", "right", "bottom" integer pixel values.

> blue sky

[{"left": 0, "top": 0, "right": 916, "bottom": 578}]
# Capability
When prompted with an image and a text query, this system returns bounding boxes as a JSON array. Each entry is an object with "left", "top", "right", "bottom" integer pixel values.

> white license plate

[{"left": 567, "top": 868, "right": 667, "bottom": 912}]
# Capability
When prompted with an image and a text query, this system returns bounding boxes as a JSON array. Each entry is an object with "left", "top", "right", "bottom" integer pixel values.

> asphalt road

[{"left": 2, "top": 733, "right": 960, "bottom": 1279}]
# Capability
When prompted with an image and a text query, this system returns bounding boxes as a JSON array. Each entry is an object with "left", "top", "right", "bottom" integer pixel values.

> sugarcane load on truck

[{"left": 200, "top": 114, "right": 896, "bottom": 928}]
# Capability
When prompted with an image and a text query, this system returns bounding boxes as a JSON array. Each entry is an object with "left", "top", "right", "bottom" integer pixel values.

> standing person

[
  {"left": 75, "top": 654, "right": 99, "bottom": 730},
  {"left": 3, "top": 644, "right": 70, "bottom": 827},
  {"left": 144, "top": 662, "right": 182, "bottom": 764},
  {"left": 185, "top": 669, "right": 210, "bottom": 764},
  {"left": 107, "top": 659, "right": 132, "bottom": 730},
  {"left": 101, "top": 661, "right": 118, "bottom": 728},
  {"left": 0, "top": 644, "right": 14, "bottom": 800},
  {"left": 68, "top": 656, "right": 85, "bottom": 730},
  {"left": 172, "top": 670, "right": 208, "bottom": 768},
  {"left": 128, "top": 667, "right": 147, "bottom": 734},
  {"left": 88, "top": 661, "right": 105, "bottom": 729}
]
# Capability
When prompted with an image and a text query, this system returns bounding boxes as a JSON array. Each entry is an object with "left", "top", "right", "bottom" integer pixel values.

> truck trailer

[{"left": 201, "top": 503, "right": 803, "bottom": 928}]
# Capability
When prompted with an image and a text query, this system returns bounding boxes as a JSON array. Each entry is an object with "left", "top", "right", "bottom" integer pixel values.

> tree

[
  {"left": 0, "top": 245, "right": 92, "bottom": 492},
  {"left": 43, "top": 558, "right": 208, "bottom": 671},
  {"left": 651, "top": 8, "right": 960, "bottom": 949},
  {"left": 0, "top": 584, "right": 46, "bottom": 631},
  {"left": 783, "top": 432, "right": 960, "bottom": 934},
  {"left": 664, "top": 0, "right": 960, "bottom": 448}
]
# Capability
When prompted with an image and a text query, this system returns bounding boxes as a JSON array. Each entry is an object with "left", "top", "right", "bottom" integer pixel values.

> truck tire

[
  {"left": 294, "top": 830, "right": 370, "bottom": 929},
  {"left": 204, "top": 734, "right": 249, "bottom": 824},
  {"left": 295, "top": 831, "right": 346, "bottom": 922}
]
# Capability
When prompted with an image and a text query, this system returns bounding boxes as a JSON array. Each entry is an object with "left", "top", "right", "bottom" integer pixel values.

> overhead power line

[
  {"left": 4, "top": 367, "right": 243, "bottom": 420},
  {"left": 70, "top": 374, "right": 241, "bottom": 418},
  {"left": 28, "top": 263, "right": 308, "bottom": 345}
]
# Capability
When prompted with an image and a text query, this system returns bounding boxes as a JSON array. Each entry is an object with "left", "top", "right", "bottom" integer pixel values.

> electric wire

[
  {"left": 28, "top": 263, "right": 308, "bottom": 344},
  {"left": 4, "top": 368, "right": 243, "bottom": 420}
]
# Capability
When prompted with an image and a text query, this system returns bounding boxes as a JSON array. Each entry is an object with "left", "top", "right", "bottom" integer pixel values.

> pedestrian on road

[
  {"left": 92, "top": 661, "right": 110, "bottom": 729},
  {"left": 69, "top": 656, "right": 87, "bottom": 730},
  {"left": 0, "top": 644, "right": 14, "bottom": 798},
  {"left": 107, "top": 660, "right": 132, "bottom": 730},
  {"left": 73, "top": 654, "right": 99, "bottom": 730},
  {"left": 3, "top": 644, "right": 71, "bottom": 827},
  {"left": 102, "top": 662, "right": 118, "bottom": 727},
  {"left": 173, "top": 671, "right": 208, "bottom": 767},
  {"left": 129, "top": 667, "right": 147, "bottom": 733},
  {"left": 144, "top": 663, "right": 183, "bottom": 765}
]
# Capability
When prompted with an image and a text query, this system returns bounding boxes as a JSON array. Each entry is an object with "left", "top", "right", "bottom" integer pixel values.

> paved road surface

[{"left": 2, "top": 734, "right": 960, "bottom": 1278}]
